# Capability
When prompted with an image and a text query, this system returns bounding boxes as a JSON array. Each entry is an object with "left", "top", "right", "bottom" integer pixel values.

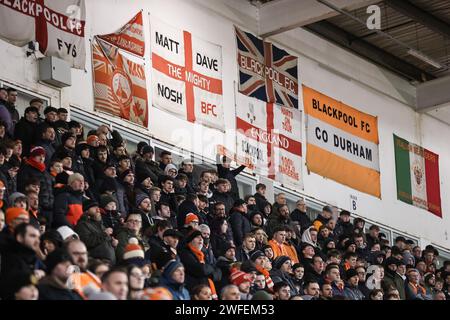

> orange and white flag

[
  {"left": 92, "top": 38, "right": 148, "bottom": 127},
  {"left": 98, "top": 11, "right": 145, "bottom": 57}
]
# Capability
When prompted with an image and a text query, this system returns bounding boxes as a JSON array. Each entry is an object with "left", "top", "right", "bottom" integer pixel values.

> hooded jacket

[{"left": 159, "top": 261, "right": 190, "bottom": 300}]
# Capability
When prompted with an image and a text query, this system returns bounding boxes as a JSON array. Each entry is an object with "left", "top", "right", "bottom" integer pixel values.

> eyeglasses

[{"left": 127, "top": 219, "right": 142, "bottom": 224}]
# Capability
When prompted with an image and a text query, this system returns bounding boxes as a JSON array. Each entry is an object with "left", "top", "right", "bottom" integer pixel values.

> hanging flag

[
  {"left": 0, "top": 0, "right": 86, "bottom": 69},
  {"left": 303, "top": 85, "right": 380, "bottom": 197},
  {"left": 394, "top": 134, "right": 442, "bottom": 217},
  {"left": 98, "top": 11, "right": 145, "bottom": 57},
  {"left": 92, "top": 38, "right": 148, "bottom": 127},
  {"left": 235, "top": 26, "right": 298, "bottom": 109},
  {"left": 234, "top": 92, "right": 303, "bottom": 190},
  {"left": 150, "top": 16, "right": 224, "bottom": 130}
]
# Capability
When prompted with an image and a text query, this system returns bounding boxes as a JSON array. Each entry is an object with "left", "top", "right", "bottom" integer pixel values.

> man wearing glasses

[{"left": 115, "top": 213, "right": 147, "bottom": 261}]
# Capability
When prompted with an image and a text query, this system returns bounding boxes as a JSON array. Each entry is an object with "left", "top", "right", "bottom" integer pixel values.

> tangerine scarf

[
  {"left": 26, "top": 158, "right": 46, "bottom": 172},
  {"left": 188, "top": 243, "right": 218, "bottom": 300}
]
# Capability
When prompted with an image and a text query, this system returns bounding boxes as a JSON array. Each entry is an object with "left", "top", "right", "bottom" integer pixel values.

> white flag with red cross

[
  {"left": 0, "top": 0, "right": 86, "bottom": 69},
  {"left": 150, "top": 15, "right": 224, "bottom": 131},
  {"left": 235, "top": 92, "right": 303, "bottom": 190}
]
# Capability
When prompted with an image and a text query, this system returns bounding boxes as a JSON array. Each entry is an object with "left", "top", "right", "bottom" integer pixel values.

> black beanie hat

[
  {"left": 61, "top": 132, "right": 76, "bottom": 146},
  {"left": 45, "top": 248, "right": 71, "bottom": 274},
  {"left": 185, "top": 230, "right": 202, "bottom": 244},
  {"left": 346, "top": 268, "right": 358, "bottom": 279},
  {"left": 136, "top": 170, "right": 153, "bottom": 184},
  {"left": 272, "top": 255, "right": 291, "bottom": 270},
  {"left": 83, "top": 199, "right": 99, "bottom": 212}
]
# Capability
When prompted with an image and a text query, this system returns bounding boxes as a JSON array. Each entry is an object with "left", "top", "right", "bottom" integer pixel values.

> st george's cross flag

[
  {"left": 0, "top": 0, "right": 86, "bottom": 69},
  {"left": 235, "top": 92, "right": 303, "bottom": 190},
  {"left": 235, "top": 26, "right": 298, "bottom": 109},
  {"left": 98, "top": 11, "right": 145, "bottom": 57},
  {"left": 150, "top": 15, "right": 224, "bottom": 130},
  {"left": 394, "top": 134, "right": 442, "bottom": 217},
  {"left": 92, "top": 37, "right": 148, "bottom": 127}
]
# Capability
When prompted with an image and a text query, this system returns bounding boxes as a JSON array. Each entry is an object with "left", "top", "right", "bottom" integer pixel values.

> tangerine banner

[
  {"left": 303, "top": 85, "right": 380, "bottom": 197},
  {"left": 92, "top": 38, "right": 148, "bottom": 127},
  {"left": 98, "top": 11, "right": 145, "bottom": 57}
]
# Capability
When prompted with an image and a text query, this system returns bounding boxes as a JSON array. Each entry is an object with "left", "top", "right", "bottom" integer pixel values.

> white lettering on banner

[
  {"left": 239, "top": 54, "right": 296, "bottom": 94},
  {"left": 185, "top": 71, "right": 210, "bottom": 91},
  {"left": 307, "top": 116, "right": 380, "bottom": 171},
  {"left": 250, "top": 127, "right": 289, "bottom": 149},
  {"left": 155, "top": 31, "right": 180, "bottom": 53}
]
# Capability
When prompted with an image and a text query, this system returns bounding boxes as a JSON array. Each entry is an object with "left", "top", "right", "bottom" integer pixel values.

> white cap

[{"left": 57, "top": 226, "right": 79, "bottom": 241}]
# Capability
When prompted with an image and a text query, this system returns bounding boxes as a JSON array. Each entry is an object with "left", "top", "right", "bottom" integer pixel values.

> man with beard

[
  {"left": 75, "top": 200, "right": 117, "bottom": 265},
  {"left": 0, "top": 223, "right": 41, "bottom": 299}
]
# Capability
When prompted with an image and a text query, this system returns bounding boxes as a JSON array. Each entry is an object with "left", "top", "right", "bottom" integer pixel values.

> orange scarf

[
  {"left": 26, "top": 158, "right": 46, "bottom": 172},
  {"left": 188, "top": 244, "right": 218, "bottom": 300}
]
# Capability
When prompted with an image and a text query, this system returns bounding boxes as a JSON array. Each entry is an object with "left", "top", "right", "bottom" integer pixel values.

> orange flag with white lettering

[
  {"left": 92, "top": 37, "right": 148, "bottom": 127},
  {"left": 98, "top": 11, "right": 145, "bottom": 57}
]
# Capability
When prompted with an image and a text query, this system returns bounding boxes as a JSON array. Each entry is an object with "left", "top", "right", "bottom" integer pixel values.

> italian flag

[{"left": 394, "top": 134, "right": 442, "bottom": 217}]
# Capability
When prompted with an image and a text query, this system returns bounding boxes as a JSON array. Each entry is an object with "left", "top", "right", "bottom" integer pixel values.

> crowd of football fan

[{"left": 0, "top": 87, "right": 449, "bottom": 300}]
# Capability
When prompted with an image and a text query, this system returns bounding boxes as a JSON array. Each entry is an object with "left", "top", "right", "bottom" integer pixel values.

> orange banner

[{"left": 92, "top": 38, "right": 148, "bottom": 127}]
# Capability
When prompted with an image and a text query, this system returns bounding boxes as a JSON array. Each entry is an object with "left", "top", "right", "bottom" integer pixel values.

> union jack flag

[{"left": 236, "top": 26, "right": 299, "bottom": 109}]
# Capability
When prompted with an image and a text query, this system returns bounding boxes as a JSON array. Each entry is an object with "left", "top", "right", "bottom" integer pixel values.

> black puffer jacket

[{"left": 17, "top": 160, "right": 54, "bottom": 223}]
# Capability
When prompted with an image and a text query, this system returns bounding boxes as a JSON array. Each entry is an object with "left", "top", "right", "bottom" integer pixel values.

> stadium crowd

[{"left": 0, "top": 87, "right": 449, "bottom": 300}]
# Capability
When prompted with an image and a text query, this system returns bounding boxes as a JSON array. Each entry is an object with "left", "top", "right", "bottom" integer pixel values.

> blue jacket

[{"left": 159, "top": 274, "right": 190, "bottom": 300}]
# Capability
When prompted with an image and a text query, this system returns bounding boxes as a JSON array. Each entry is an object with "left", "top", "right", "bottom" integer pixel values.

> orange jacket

[{"left": 268, "top": 239, "right": 299, "bottom": 264}]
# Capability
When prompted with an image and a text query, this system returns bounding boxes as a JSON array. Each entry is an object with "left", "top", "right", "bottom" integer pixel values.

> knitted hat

[
  {"left": 8, "top": 192, "right": 27, "bottom": 205},
  {"left": 292, "top": 263, "right": 303, "bottom": 271},
  {"left": 123, "top": 238, "right": 144, "bottom": 261},
  {"left": 119, "top": 169, "right": 133, "bottom": 181},
  {"left": 136, "top": 171, "right": 153, "bottom": 184},
  {"left": 162, "top": 260, "right": 184, "bottom": 279},
  {"left": 346, "top": 268, "right": 358, "bottom": 279},
  {"left": 250, "top": 250, "right": 266, "bottom": 262},
  {"left": 233, "top": 199, "right": 246, "bottom": 208},
  {"left": 99, "top": 194, "right": 117, "bottom": 208},
  {"left": 29, "top": 146, "right": 46, "bottom": 157},
  {"left": 385, "top": 257, "right": 402, "bottom": 267},
  {"left": 272, "top": 256, "right": 291, "bottom": 270},
  {"left": 252, "top": 290, "right": 274, "bottom": 301},
  {"left": 135, "top": 193, "right": 150, "bottom": 207},
  {"left": 56, "top": 226, "right": 79, "bottom": 241},
  {"left": 45, "top": 248, "right": 71, "bottom": 274},
  {"left": 229, "top": 268, "right": 252, "bottom": 286},
  {"left": 185, "top": 213, "right": 199, "bottom": 225},
  {"left": 75, "top": 142, "right": 89, "bottom": 156},
  {"left": 5, "top": 207, "right": 29, "bottom": 225},
  {"left": 86, "top": 135, "right": 99, "bottom": 144},
  {"left": 67, "top": 173, "right": 84, "bottom": 185},
  {"left": 83, "top": 199, "right": 99, "bottom": 212},
  {"left": 219, "top": 242, "right": 236, "bottom": 257},
  {"left": 102, "top": 162, "right": 116, "bottom": 171},
  {"left": 185, "top": 230, "right": 202, "bottom": 244}
]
